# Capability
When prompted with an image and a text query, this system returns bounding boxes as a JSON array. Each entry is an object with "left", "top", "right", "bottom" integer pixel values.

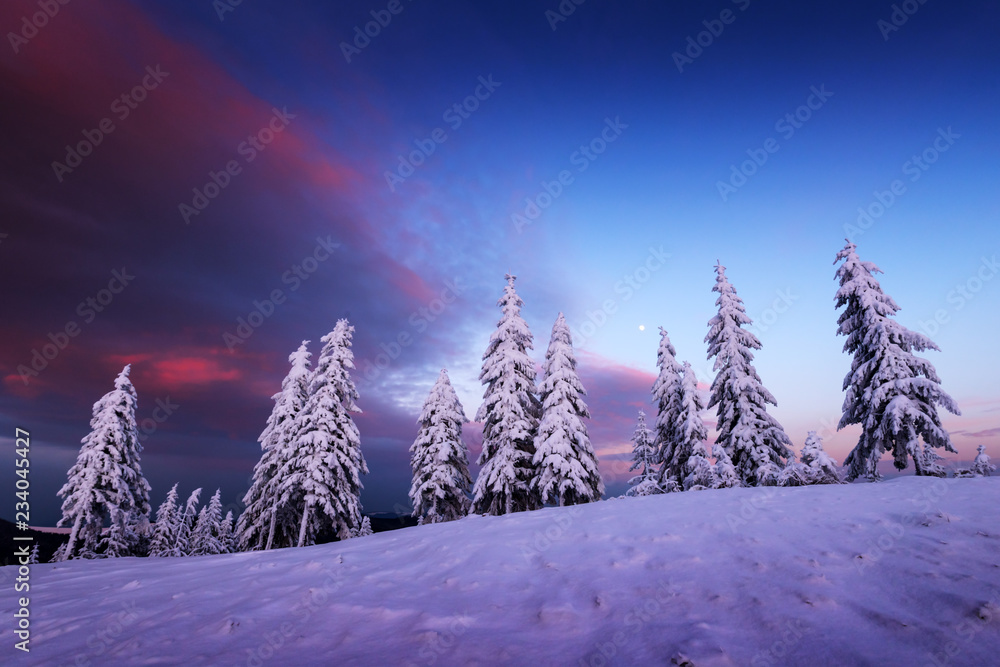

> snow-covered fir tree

[
  {"left": 626, "top": 410, "right": 661, "bottom": 496},
  {"left": 651, "top": 328, "right": 684, "bottom": 491},
  {"left": 191, "top": 489, "right": 226, "bottom": 556},
  {"left": 674, "top": 364, "right": 714, "bottom": 491},
  {"left": 353, "top": 516, "right": 374, "bottom": 537},
  {"left": 220, "top": 511, "right": 236, "bottom": 553},
  {"left": 177, "top": 488, "right": 202, "bottom": 556},
  {"left": 777, "top": 454, "right": 811, "bottom": 487},
  {"left": 916, "top": 443, "right": 948, "bottom": 478},
  {"left": 149, "top": 484, "right": 183, "bottom": 558},
  {"left": 705, "top": 263, "right": 792, "bottom": 486},
  {"left": 238, "top": 341, "right": 312, "bottom": 551},
  {"left": 98, "top": 508, "right": 139, "bottom": 558},
  {"left": 28, "top": 544, "right": 39, "bottom": 565},
  {"left": 712, "top": 444, "right": 742, "bottom": 489},
  {"left": 800, "top": 431, "right": 843, "bottom": 484},
  {"left": 55, "top": 365, "right": 151, "bottom": 560},
  {"left": 409, "top": 369, "right": 472, "bottom": 524},
  {"left": 834, "top": 241, "right": 961, "bottom": 480},
  {"left": 473, "top": 274, "right": 542, "bottom": 515},
  {"left": 279, "top": 320, "right": 368, "bottom": 546},
  {"left": 972, "top": 445, "right": 995, "bottom": 477},
  {"left": 532, "top": 313, "right": 604, "bottom": 506}
]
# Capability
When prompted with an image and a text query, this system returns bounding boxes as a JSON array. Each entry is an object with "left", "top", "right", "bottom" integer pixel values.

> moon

[{"left": 638, "top": 325, "right": 645, "bottom": 331}]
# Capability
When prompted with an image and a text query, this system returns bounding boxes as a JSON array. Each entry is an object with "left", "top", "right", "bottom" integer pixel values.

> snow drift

[{"left": 4, "top": 477, "right": 1000, "bottom": 666}]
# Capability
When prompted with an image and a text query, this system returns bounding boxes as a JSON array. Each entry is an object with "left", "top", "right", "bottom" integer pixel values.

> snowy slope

[{"left": 4, "top": 477, "right": 1000, "bottom": 666}]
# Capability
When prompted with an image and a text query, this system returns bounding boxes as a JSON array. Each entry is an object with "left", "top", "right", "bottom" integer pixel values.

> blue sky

[{"left": 1, "top": 0, "right": 998, "bottom": 524}]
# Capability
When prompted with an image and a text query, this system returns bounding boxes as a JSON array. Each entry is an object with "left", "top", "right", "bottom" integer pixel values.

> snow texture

[{"left": 13, "top": 478, "right": 1000, "bottom": 666}]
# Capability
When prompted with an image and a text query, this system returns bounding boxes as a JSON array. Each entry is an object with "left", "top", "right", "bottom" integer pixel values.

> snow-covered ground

[{"left": 4, "top": 477, "right": 1000, "bottom": 666}]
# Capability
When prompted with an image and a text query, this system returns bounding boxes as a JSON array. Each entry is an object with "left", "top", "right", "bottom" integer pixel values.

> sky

[{"left": 1, "top": 0, "right": 998, "bottom": 525}]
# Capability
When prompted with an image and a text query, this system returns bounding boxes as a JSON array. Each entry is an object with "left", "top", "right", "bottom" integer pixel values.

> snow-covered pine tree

[
  {"left": 800, "top": 431, "right": 843, "bottom": 484},
  {"left": 674, "top": 364, "right": 714, "bottom": 491},
  {"left": 473, "top": 274, "right": 542, "bottom": 515},
  {"left": 220, "top": 511, "right": 236, "bottom": 553},
  {"left": 55, "top": 364, "right": 152, "bottom": 560},
  {"left": 712, "top": 444, "right": 742, "bottom": 489},
  {"left": 238, "top": 341, "right": 312, "bottom": 551},
  {"left": 149, "top": 484, "right": 183, "bottom": 557},
  {"left": 777, "top": 453, "right": 811, "bottom": 487},
  {"left": 28, "top": 544, "right": 39, "bottom": 565},
  {"left": 280, "top": 320, "right": 368, "bottom": 546},
  {"left": 651, "top": 328, "right": 684, "bottom": 491},
  {"left": 191, "top": 489, "right": 226, "bottom": 556},
  {"left": 705, "top": 263, "right": 792, "bottom": 486},
  {"left": 916, "top": 443, "right": 948, "bottom": 478},
  {"left": 409, "top": 369, "right": 472, "bottom": 524},
  {"left": 834, "top": 241, "right": 961, "bottom": 480},
  {"left": 972, "top": 445, "right": 995, "bottom": 477},
  {"left": 353, "top": 516, "right": 374, "bottom": 537},
  {"left": 533, "top": 313, "right": 604, "bottom": 506},
  {"left": 177, "top": 488, "right": 202, "bottom": 556},
  {"left": 626, "top": 410, "right": 661, "bottom": 496},
  {"left": 98, "top": 507, "right": 138, "bottom": 558}
]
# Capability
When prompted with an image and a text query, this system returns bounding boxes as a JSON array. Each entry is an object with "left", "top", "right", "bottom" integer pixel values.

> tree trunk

[
  {"left": 265, "top": 504, "right": 277, "bottom": 551},
  {"left": 297, "top": 501, "right": 311, "bottom": 548},
  {"left": 63, "top": 514, "right": 83, "bottom": 561}
]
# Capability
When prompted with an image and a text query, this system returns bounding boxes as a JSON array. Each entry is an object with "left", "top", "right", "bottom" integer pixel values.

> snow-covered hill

[{"left": 4, "top": 477, "right": 1000, "bottom": 666}]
